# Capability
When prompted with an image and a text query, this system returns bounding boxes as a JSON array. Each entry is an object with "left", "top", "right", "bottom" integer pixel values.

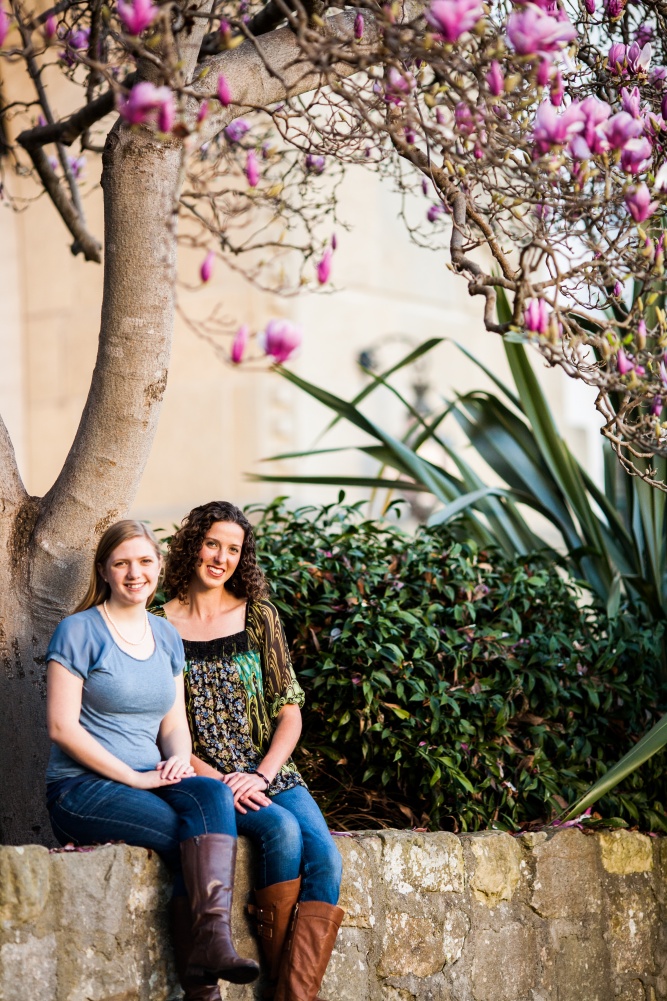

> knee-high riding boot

[
  {"left": 170, "top": 896, "right": 222, "bottom": 1001},
  {"left": 248, "top": 877, "right": 301, "bottom": 998},
  {"left": 180, "top": 833, "right": 260, "bottom": 986},
  {"left": 274, "top": 901, "right": 345, "bottom": 1001}
]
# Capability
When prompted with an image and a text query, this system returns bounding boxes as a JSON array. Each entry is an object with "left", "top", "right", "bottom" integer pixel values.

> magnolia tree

[{"left": 0, "top": 0, "right": 665, "bottom": 842}]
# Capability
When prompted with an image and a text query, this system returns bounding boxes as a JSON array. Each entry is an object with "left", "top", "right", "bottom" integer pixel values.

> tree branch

[
  {"left": 24, "top": 144, "right": 103, "bottom": 261},
  {"left": 0, "top": 415, "right": 27, "bottom": 510},
  {"left": 17, "top": 87, "right": 117, "bottom": 150}
]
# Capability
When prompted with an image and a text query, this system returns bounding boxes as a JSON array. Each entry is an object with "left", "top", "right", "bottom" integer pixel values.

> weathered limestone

[{"left": 1, "top": 830, "right": 665, "bottom": 1001}]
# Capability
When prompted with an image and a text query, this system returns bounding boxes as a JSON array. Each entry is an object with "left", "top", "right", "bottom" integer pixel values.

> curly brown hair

[{"left": 164, "top": 501, "right": 269, "bottom": 603}]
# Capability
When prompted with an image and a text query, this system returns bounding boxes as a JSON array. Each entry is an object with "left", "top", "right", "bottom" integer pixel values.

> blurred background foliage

[{"left": 252, "top": 500, "right": 667, "bottom": 833}]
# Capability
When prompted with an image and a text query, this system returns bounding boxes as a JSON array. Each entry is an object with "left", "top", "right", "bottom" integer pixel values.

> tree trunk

[{"left": 1, "top": 127, "right": 185, "bottom": 846}]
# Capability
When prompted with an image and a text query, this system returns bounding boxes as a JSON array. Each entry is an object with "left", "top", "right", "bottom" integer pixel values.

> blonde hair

[{"left": 75, "top": 520, "right": 162, "bottom": 612}]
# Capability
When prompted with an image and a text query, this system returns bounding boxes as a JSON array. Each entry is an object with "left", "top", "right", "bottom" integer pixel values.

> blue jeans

[
  {"left": 48, "top": 774, "right": 237, "bottom": 891},
  {"left": 236, "top": 785, "right": 342, "bottom": 904}
]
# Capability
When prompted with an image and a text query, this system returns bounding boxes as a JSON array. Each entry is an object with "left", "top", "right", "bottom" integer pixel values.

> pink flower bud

[
  {"left": 616, "top": 347, "right": 635, "bottom": 374},
  {"left": 427, "top": 203, "right": 444, "bottom": 222},
  {"left": 584, "top": 0, "right": 595, "bottom": 13},
  {"left": 217, "top": 73, "right": 232, "bottom": 107},
  {"left": 354, "top": 11, "right": 364, "bottom": 38},
  {"left": 200, "top": 251, "right": 215, "bottom": 283},
  {"left": 197, "top": 100, "right": 208, "bottom": 124},
  {"left": 317, "top": 248, "right": 333, "bottom": 284},
  {"left": 118, "top": 0, "right": 157, "bottom": 35},
  {"left": 43, "top": 13, "right": 57, "bottom": 40},
  {"left": 651, "top": 396, "right": 663, "bottom": 416},
  {"left": 0, "top": 3, "right": 10, "bottom": 45},
  {"left": 245, "top": 149, "right": 260, "bottom": 187},
  {"left": 231, "top": 324, "right": 249, "bottom": 364},
  {"left": 486, "top": 60, "right": 504, "bottom": 97},
  {"left": 613, "top": 280, "right": 623, "bottom": 297},
  {"left": 524, "top": 298, "right": 549, "bottom": 334},
  {"left": 262, "top": 319, "right": 302, "bottom": 364}
]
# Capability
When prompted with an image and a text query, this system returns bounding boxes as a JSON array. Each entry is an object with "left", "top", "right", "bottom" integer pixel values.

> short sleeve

[
  {"left": 150, "top": 613, "right": 185, "bottom": 677},
  {"left": 46, "top": 614, "right": 97, "bottom": 681},
  {"left": 249, "top": 601, "right": 305, "bottom": 718}
]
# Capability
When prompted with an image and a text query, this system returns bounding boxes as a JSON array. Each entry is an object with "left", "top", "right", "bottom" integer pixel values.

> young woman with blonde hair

[
  {"left": 45, "top": 519, "right": 259, "bottom": 1001},
  {"left": 154, "top": 501, "right": 344, "bottom": 1001}
]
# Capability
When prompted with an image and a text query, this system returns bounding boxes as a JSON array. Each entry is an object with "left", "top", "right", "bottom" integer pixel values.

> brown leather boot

[
  {"left": 274, "top": 901, "right": 345, "bottom": 1001},
  {"left": 180, "top": 834, "right": 260, "bottom": 986},
  {"left": 170, "top": 896, "right": 221, "bottom": 1001},
  {"left": 248, "top": 877, "right": 301, "bottom": 998}
]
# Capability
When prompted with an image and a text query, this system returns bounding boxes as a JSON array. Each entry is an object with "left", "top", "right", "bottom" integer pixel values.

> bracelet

[{"left": 254, "top": 769, "right": 271, "bottom": 789}]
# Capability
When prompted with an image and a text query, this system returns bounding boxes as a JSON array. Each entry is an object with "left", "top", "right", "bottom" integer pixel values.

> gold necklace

[{"left": 103, "top": 601, "right": 149, "bottom": 646}]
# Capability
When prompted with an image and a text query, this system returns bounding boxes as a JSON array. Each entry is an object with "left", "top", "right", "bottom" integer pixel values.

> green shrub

[{"left": 253, "top": 499, "right": 667, "bottom": 832}]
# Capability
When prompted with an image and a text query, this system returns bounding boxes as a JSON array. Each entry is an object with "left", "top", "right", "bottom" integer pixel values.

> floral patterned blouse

[{"left": 151, "top": 600, "right": 307, "bottom": 795}]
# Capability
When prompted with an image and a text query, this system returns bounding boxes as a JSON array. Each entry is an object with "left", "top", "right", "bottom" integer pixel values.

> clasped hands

[{"left": 223, "top": 771, "right": 272, "bottom": 814}]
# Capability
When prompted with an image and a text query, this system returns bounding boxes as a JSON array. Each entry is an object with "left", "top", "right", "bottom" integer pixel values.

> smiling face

[
  {"left": 193, "top": 520, "right": 245, "bottom": 592},
  {"left": 101, "top": 536, "right": 161, "bottom": 608}
]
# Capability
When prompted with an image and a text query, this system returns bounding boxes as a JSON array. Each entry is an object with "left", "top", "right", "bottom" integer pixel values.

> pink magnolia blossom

[
  {"left": 616, "top": 348, "right": 635, "bottom": 374},
  {"left": 425, "top": 0, "right": 483, "bottom": 43},
  {"left": 550, "top": 70, "right": 564, "bottom": 106},
  {"left": 607, "top": 42, "right": 627, "bottom": 73},
  {"left": 0, "top": 3, "right": 9, "bottom": 45},
  {"left": 577, "top": 96, "right": 611, "bottom": 154},
  {"left": 613, "top": 280, "right": 623, "bottom": 297},
  {"left": 262, "top": 319, "right": 302, "bottom": 364},
  {"left": 604, "top": 0, "right": 625, "bottom": 19},
  {"left": 584, "top": 0, "right": 595, "bottom": 12},
  {"left": 486, "top": 61, "right": 504, "bottom": 96},
  {"left": 627, "top": 41, "right": 652, "bottom": 75},
  {"left": 118, "top": 0, "right": 157, "bottom": 35},
  {"left": 231, "top": 324, "right": 248, "bottom": 364},
  {"left": 455, "top": 102, "right": 476, "bottom": 135},
  {"left": 524, "top": 298, "right": 549, "bottom": 334},
  {"left": 621, "top": 86, "right": 642, "bottom": 118},
  {"left": 224, "top": 119, "right": 250, "bottom": 143},
  {"left": 117, "top": 81, "right": 175, "bottom": 132},
  {"left": 536, "top": 59, "right": 551, "bottom": 87},
  {"left": 200, "top": 251, "right": 215, "bottom": 283},
  {"left": 506, "top": 6, "right": 577, "bottom": 58},
  {"left": 625, "top": 182, "right": 659, "bottom": 221},
  {"left": 427, "top": 203, "right": 444, "bottom": 222},
  {"left": 354, "top": 12, "right": 364, "bottom": 38},
  {"left": 245, "top": 149, "right": 260, "bottom": 187},
  {"left": 217, "top": 73, "right": 232, "bottom": 106},
  {"left": 602, "top": 111, "right": 643, "bottom": 149},
  {"left": 533, "top": 101, "right": 583, "bottom": 155},
  {"left": 317, "top": 248, "right": 333, "bottom": 284},
  {"left": 60, "top": 26, "right": 89, "bottom": 64},
  {"left": 636, "top": 24, "right": 653, "bottom": 47},
  {"left": 305, "top": 153, "right": 325, "bottom": 174},
  {"left": 385, "top": 67, "right": 415, "bottom": 105},
  {"left": 651, "top": 397, "right": 663, "bottom": 416},
  {"left": 620, "top": 136, "right": 652, "bottom": 174},
  {"left": 43, "top": 13, "right": 57, "bottom": 40}
]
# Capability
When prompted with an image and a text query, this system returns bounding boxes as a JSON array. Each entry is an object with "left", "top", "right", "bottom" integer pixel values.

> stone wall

[{"left": 1, "top": 829, "right": 665, "bottom": 1001}]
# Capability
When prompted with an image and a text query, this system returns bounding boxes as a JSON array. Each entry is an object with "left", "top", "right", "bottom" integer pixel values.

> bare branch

[
  {"left": 17, "top": 87, "right": 117, "bottom": 149},
  {"left": 24, "top": 144, "right": 102, "bottom": 261}
]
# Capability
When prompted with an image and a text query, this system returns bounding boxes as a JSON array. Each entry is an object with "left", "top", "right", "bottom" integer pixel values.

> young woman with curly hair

[{"left": 153, "top": 501, "right": 343, "bottom": 1001}]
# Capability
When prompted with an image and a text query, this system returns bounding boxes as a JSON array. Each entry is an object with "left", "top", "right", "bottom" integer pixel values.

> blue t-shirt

[{"left": 45, "top": 607, "right": 185, "bottom": 783}]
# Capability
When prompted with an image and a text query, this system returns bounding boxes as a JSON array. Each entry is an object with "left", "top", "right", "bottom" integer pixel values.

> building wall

[{"left": 1, "top": 137, "right": 602, "bottom": 530}]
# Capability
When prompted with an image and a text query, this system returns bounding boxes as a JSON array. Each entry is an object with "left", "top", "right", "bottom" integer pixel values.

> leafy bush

[{"left": 253, "top": 499, "right": 667, "bottom": 832}]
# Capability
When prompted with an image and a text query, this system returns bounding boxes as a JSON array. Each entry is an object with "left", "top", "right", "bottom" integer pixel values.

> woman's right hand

[{"left": 130, "top": 769, "right": 182, "bottom": 789}]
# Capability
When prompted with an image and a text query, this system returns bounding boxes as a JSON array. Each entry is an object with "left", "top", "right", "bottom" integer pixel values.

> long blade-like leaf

[{"left": 563, "top": 712, "right": 667, "bottom": 819}]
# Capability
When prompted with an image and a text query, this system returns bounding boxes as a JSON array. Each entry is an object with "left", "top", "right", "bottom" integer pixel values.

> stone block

[
  {"left": 378, "top": 907, "right": 470, "bottom": 978},
  {"left": 530, "top": 830, "right": 601, "bottom": 918},
  {"left": 321, "top": 928, "right": 371, "bottom": 1001},
  {"left": 379, "top": 832, "right": 464, "bottom": 896},
  {"left": 600, "top": 831, "right": 654, "bottom": 875},
  {"left": 0, "top": 845, "right": 50, "bottom": 924},
  {"left": 615, "top": 981, "right": 647, "bottom": 1001},
  {"left": 470, "top": 922, "right": 539, "bottom": 1001},
  {"left": 551, "top": 931, "right": 610, "bottom": 1001},
  {"left": 467, "top": 833, "right": 522, "bottom": 908},
  {"left": 337, "top": 837, "right": 378, "bottom": 929},
  {"left": 0, "top": 933, "right": 57, "bottom": 1001},
  {"left": 607, "top": 888, "right": 659, "bottom": 977}
]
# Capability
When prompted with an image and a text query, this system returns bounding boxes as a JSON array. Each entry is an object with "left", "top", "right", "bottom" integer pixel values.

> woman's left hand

[
  {"left": 157, "top": 756, "right": 196, "bottom": 781},
  {"left": 223, "top": 771, "right": 272, "bottom": 812}
]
